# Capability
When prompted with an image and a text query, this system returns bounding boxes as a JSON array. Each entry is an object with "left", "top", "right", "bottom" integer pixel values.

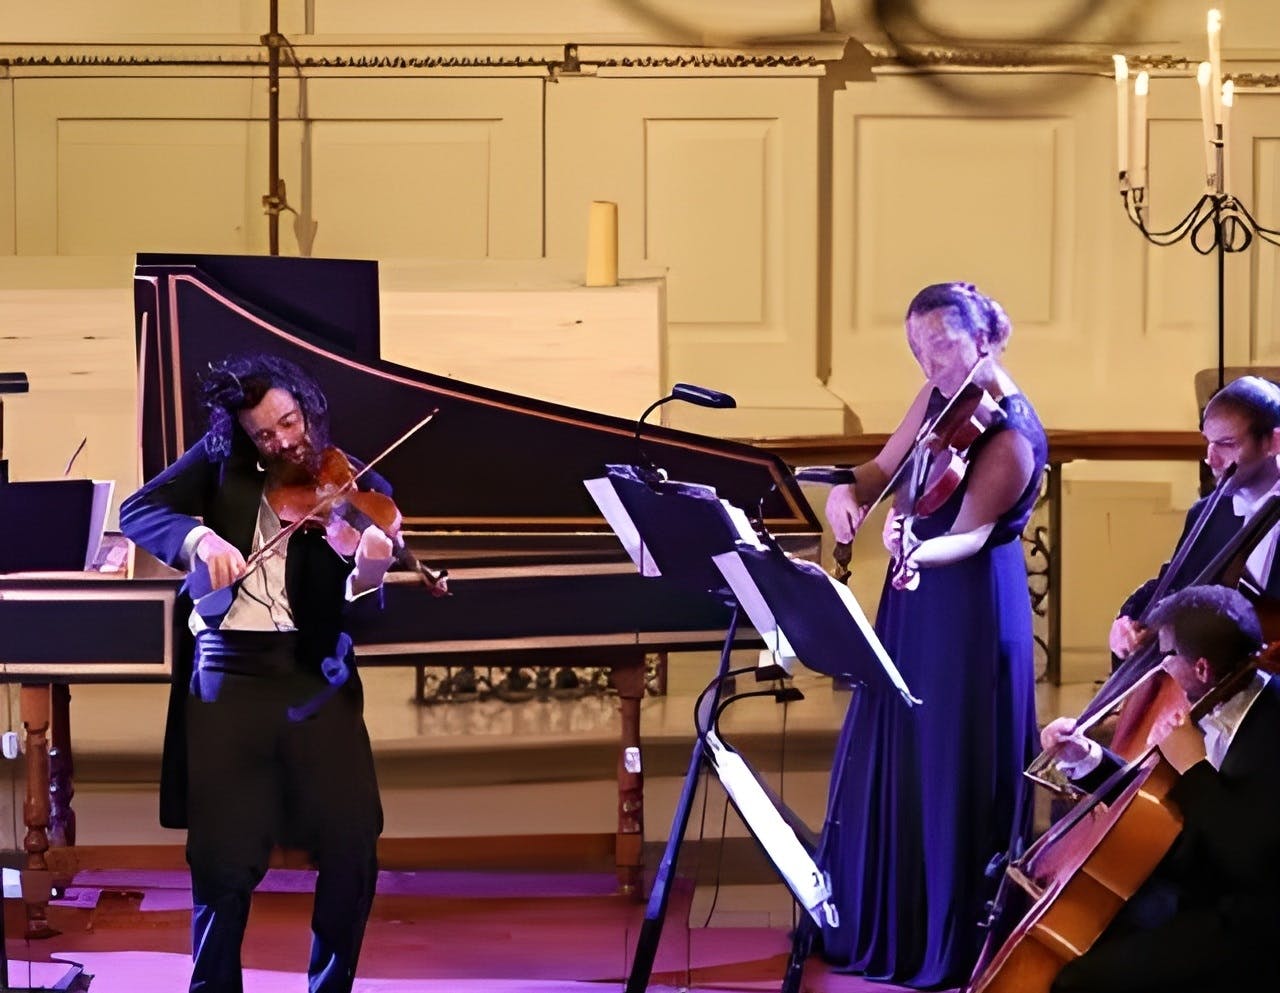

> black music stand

[
  {"left": 586, "top": 464, "right": 762, "bottom": 992},
  {"left": 587, "top": 465, "right": 915, "bottom": 993},
  {"left": 0, "top": 481, "right": 99, "bottom": 574},
  {"left": 711, "top": 542, "right": 918, "bottom": 993}
]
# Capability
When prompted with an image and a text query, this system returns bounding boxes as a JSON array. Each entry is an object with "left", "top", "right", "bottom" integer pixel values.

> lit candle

[
  {"left": 1198, "top": 61, "right": 1217, "bottom": 190},
  {"left": 1208, "top": 9, "right": 1223, "bottom": 124},
  {"left": 1113, "top": 55, "right": 1129, "bottom": 180},
  {"left": 1131, "top": 71, "right": 1149, "bottom": 190},
  {"left": 1221, "top": 79, "right": 1234, "bottom": 195}
]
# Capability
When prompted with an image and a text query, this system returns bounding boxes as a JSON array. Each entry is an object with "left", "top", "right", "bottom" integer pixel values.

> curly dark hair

[
  {"left": 199, "top": 353, "right": 330, "bottom": 460},
  {"left": 1146, "top": 585, "right": 1262, "bottom": 679},
  {"left": 906, "top": 282, "right": 1013, "bottom": 353}
]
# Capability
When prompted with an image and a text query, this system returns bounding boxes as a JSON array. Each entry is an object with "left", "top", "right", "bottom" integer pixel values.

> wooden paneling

[
  {"left": 10, "top": 75, "right": 543, "bottom": 261},
  {"left": 547, "top": 74, "right": 845, "bottom": 437}
]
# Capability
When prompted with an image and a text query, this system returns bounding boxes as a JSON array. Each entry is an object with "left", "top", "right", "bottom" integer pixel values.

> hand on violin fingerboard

[
  {"left": 352, "top": 524, "right": 395, "bottom": 594},
  {"left": 195, "top": 532, "right": 247, "bottom": 591}
]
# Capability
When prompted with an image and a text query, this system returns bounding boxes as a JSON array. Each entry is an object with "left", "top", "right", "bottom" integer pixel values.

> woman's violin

[{"left": 887, "top": 371, "right": 1007, "bottom": 590}]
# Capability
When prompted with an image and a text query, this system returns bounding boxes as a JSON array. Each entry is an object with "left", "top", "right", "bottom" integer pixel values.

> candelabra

[{"left": 1114, "top": 11, "right": 1280, "bottom": 392}]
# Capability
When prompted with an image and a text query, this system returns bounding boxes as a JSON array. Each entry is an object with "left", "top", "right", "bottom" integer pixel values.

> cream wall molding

[
  {"left": 865, "top": 45, "right": 1196, "bottom": 72},
  {"left": 0, "top": 40, "right": 855, "bottom": 75}
]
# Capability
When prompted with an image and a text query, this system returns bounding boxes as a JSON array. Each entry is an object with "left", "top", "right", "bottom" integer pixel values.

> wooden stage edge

[{"left": 32, "top": 833, "right": 620, "bottom": 878}]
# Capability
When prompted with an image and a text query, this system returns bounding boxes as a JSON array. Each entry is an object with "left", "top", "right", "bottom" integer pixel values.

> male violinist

[
  {"left": 1042, "top": 584, "right": 1280, "bottom": 993},
  {"left": 1110, "top": 376, "right": 1280, "bottom": 661},
  {"left": 120, "top": 353, "right": 435, "bottom": 993}
]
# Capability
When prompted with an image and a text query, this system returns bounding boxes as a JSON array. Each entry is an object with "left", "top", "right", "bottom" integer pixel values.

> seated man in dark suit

[
  {"left": 1109, "top": 376, "right": 1280, "bottom": 662},
  {"left": 1042, "top": 584, "right": 1280, "bottom": 993}
]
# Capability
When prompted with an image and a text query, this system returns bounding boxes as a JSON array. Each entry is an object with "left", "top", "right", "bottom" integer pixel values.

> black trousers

[{"left": 186, "top": 630, "right": 383, "bottom": 993}]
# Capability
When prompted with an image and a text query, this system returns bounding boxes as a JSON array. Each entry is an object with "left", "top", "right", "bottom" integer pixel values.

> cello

[{"left": 966, "top": 636, "right": 1280, "bottom": 993}]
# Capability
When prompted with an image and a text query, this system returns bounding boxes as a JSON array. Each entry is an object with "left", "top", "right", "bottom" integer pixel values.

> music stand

[
  {"left": 586, "top": 466, "right": 915, "bottom": 993},
  {"left": 710, "top": 542, "right": 918, "bottom": 993},
  {"left": 587, "top": 464, "right": 774, "bottom": 991},
  {"left": 0, "top": 480, "right": 103, "bottom": 574}
]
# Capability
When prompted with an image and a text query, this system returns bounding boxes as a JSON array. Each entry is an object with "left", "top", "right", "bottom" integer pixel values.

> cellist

[
  {"left": 1110, "top": 377, "right": 1280, "bottom": 663},
  {"left": 1040, "top": 585, "right": 1280, "bottom": 993}
]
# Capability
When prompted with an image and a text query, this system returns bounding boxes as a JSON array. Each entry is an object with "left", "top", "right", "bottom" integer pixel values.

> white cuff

[
  {"left": 179, "top": 525, "right": 215, "bottom": 570},
  {"left": 1057, "top": 738, "right": 1104, "bottom": 781}
]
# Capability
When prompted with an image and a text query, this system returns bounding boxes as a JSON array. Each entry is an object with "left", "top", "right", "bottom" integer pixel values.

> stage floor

[{"left": 8, "top": 866, "right": 955, "bottom": 993}]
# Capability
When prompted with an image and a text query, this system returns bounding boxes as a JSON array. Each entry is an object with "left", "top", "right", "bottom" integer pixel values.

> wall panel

[
  {"left": 1255, "top": 138, "right": 1280, "bottom": 361},
  {"left": 9, "top": 74, "right": 544, "bottom": 261},
  {"left": 547, "top": 73, "right": 845, "bottom": 437}
]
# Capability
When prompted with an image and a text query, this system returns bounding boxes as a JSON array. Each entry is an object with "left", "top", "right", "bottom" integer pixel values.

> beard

[{"left": 260, "top": 435, "right": 318, "bottom": 481}]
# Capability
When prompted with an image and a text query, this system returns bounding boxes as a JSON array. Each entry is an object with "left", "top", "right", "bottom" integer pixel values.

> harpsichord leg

[{"left": 613, "top": 654, "right": 648, "bottom": 898}]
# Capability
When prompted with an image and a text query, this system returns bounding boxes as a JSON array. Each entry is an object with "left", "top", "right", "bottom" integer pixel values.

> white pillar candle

[
  {"left": 1130, "top": 71, "right": 1149, "bottom": 190},
  {"left": 1221, "top": 79, "right": 1234, "bottom": 196},
  {"left": 1198, "top": 61, "right": 1217, "bottom": 190},
  {"left": 585, "top": 201, "right": 619, "bottom": 287},
  {"left": 1113, "top": 55, "right": 1130, "bottom": 179},
  {"left": 1208, "top": 9, "right": 1223, "bottom": 125}
]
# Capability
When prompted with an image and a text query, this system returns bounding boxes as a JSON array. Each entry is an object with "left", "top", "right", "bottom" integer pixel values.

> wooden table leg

[
  {"left": 20, "top": 684, "right": 58, "bottom": 939},
  {"left": 49, "top": 683, "right": 75, "bottom": 848},
  {"left": 613, "top": 654, "right": 647, "bottom": 898}
]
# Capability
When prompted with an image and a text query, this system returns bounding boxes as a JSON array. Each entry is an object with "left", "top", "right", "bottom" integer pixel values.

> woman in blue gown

[{"left": 820, "top": 282, "right": 1046, "bottom": 989}]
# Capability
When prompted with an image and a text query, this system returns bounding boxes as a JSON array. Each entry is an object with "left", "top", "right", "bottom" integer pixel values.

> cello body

[{"left": 966, "top": 751, "right": 1182, "bottom": 993}]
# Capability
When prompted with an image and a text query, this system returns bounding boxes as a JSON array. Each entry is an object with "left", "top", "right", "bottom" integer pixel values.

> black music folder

[
  {"left": 584, "top": 463, "right": 749, "bottom": 598},
  {"left": 712, "top": 542, "right": 919, "bottom": 705},
  {"left": 0, "top": 479, "right": 113, "bottom": 573}
]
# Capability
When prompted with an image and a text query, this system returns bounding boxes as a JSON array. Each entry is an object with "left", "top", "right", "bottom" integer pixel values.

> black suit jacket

[
  {"left": 1079, "top": 680, "right": 1280, "bottom": 942},
  {"left": 119, "top": 431, "right": 388, "bottom": 828},
  {"left": 1164, "top": 679, "right": 1280, "bottom": 934},
  {"left": 1120, "top": 493, "right": 1280, "bottom": 620}
]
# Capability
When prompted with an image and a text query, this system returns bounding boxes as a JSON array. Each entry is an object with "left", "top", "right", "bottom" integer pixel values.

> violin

[
  {"left": 265, "top": 445, "right": 448, "bottom": 596},
  {"left": 905, "top": 377, "right": 1007, "bottom": 518},
  {"left": 821, "top": 358, "right": 1008, "bottom": 587}
]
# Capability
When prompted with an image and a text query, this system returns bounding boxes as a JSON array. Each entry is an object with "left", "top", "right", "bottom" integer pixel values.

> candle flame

[
  {"left": 1208, "top": 9, "right": 1222, "bottom": 33},
  {"left": 1113, "top": 54, "right": 1128, "bottom": 82},
  {"left": 1135, "top": 71, "right": 1149, "bottom": 96},
  {"left": 1222, "top": 79, "right": 1234, "bottom": 107}
]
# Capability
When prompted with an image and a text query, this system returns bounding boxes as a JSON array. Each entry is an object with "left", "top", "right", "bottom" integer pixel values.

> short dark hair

[
  {"left": 1146, "top": 585, "right": 1262, "bottom": 678},
  {"left": 1203, "top": 375, "right": 1280, "bottom": 440},
  {"left": 905, "top": 282, "right": 1012, "bottom": 353},
  {"left": 198, "top": 353, "right": 330, "bottom": 460}
]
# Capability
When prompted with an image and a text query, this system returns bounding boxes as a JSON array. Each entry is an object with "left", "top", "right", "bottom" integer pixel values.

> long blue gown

[{"left": 818, "top": 390, "right": 1047, "bottom": 989}]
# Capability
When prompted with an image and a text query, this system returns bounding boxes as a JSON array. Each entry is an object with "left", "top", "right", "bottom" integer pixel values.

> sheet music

[
  {"left": 712, "top": 548, "right": 920, "bottom": 707},
  {"left": 710, "top": 551, "right": 797, "bottom": 659},
  {"left": 583, "top": 476, "right": 661, "bottom": 577},
  {"left": 704, "top": 729, "right": 837, "bottom": 927},
  {"left": 84, "top": 480, "right": 115, "bottom": 570}
]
